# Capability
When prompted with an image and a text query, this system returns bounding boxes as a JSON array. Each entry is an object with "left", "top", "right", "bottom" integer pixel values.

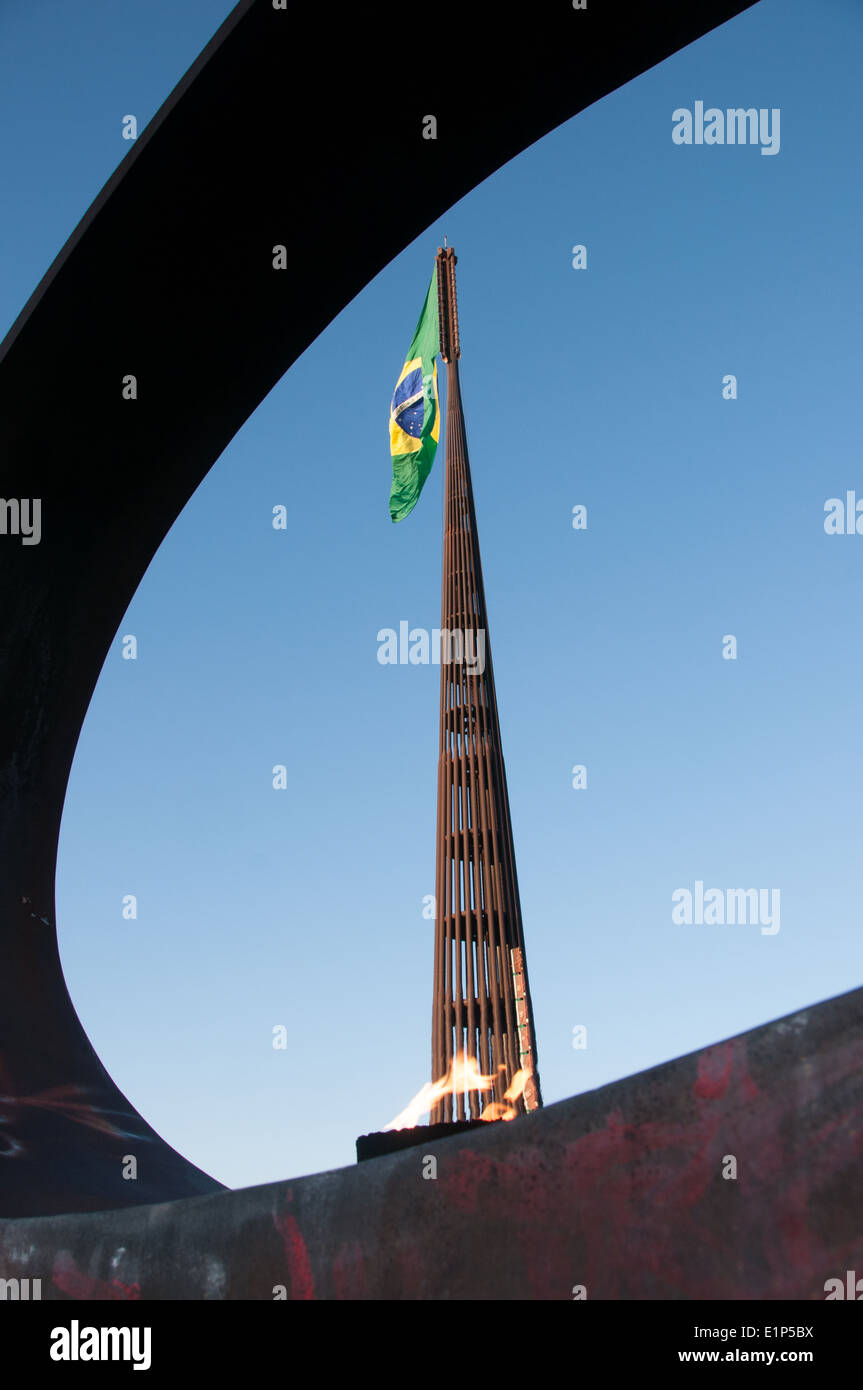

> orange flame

[
  {"left": 384, "top": 1054, "right": 531, "bottom": 1130},
  {"left": 479, "top": 1068, "right": 531, "bottom": 1122}
]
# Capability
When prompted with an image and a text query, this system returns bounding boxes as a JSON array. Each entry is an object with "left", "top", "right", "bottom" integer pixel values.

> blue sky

[{"left": 2, "top": 0, "right": 862, "bottom": 1190}]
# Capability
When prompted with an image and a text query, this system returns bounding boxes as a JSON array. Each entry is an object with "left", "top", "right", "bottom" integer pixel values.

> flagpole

[{"left": 431, "top": 246, "right": 542, "bottom": 1120}]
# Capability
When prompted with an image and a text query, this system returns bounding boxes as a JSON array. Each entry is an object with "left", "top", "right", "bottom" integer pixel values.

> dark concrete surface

[{"left": 1, "top": 982, "right": 859, "bottom": 1299}]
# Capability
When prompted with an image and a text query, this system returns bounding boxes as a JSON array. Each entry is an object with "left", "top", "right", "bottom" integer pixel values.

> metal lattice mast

[{"left": 431, "top": 247, "right": 542, "bottom": 1122}]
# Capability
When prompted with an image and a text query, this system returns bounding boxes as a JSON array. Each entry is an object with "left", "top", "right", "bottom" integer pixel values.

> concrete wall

[{"left": 2, "top": 983, "right": 860, "bottom": 1299}]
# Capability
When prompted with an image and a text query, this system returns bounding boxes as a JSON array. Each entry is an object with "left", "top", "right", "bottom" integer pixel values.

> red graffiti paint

[
  {"left": 273, "top": 1199, "right": 315, "bottom": 1300},
  {"left": 693, "top": 1041, "right": 735, "bottom": 1100},
  {"left": 52, "top": 1256, "right": 140, "bottom": 1300}
]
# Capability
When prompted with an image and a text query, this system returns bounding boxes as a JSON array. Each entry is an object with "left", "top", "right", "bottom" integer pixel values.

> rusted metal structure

[{"left": 431, "top": 247, "right": 542, "bottom": 1121}]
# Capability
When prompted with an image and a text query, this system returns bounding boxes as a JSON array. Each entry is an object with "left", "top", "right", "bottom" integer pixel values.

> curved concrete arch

[{"left": 0, "top": 0, "right": 757, "bottom": 1217}]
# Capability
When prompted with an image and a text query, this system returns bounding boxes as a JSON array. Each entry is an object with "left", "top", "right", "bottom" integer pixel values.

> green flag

[{"left": 388, "top": 269, "right": 440, "bottom": 522}]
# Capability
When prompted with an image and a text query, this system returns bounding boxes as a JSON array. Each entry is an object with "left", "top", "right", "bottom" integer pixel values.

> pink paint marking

[
  {"left": 273, "top": 1203, "right": 315, "bottom": 1301},
  {"left": 693, "top": 1041, "right": 734, "bottom": 1100},
  {"left": 52, "top": 1256, "right": 140, "bottom": 1300}
]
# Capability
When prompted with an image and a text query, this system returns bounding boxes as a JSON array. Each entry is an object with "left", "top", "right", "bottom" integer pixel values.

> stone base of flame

[{"left": 356, "top": 1119, "right": 497, "bottom": 1163}]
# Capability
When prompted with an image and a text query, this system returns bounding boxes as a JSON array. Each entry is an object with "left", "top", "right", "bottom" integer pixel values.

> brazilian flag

[{"left": 388, "top": 268, "right": 440, "bottom": 522}]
